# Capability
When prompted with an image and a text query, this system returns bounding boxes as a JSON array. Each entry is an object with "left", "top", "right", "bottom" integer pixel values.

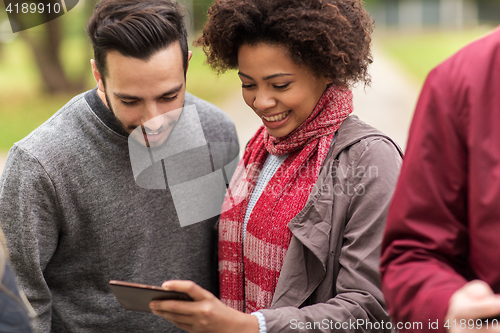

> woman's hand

[{"left": 149, "top": 280, "right": 259, "bottom": 333}]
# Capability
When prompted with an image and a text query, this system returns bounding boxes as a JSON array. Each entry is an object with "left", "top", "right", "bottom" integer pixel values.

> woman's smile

[{"left": 261, "top": 110, "right": 291, "bottom": 122}]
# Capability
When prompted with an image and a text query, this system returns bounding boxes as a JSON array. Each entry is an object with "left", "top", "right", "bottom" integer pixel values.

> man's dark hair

[{"left": 87, "top": 0, "right": 188, "bottom": 80}]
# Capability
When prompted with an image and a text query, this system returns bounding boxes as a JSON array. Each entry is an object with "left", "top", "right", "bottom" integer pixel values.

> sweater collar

[{"left": 84, "top": 87, "right": 129, "bottom": 137}]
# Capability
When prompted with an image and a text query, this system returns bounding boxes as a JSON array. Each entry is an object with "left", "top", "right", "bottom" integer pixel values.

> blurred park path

[
  {"left": 220, "top": 42, "right": 420, "bottom": 157},
  {"left": 219, "top": 90, "right": 262, "bottom": 156},
  {"left": 351, "top": 44, "right": 420, "bottom": 152}
]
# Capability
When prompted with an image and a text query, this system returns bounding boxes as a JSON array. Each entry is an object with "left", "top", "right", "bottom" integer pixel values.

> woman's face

[{"left": 237, "top": 43, "right": 330, "bottom": 138}]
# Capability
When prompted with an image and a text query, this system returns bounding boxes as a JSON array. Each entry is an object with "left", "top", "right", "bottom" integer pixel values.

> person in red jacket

[{"left": 380, "top": 27, "right": 500, "bottom": 333}]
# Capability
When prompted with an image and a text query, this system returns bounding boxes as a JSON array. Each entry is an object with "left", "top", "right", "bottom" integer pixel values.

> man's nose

[{"left": 143, "top": 104, "right": 163, "bottom": 131}]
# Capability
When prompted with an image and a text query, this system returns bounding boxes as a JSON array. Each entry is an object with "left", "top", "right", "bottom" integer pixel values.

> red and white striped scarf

[{"left": 219, "top": 85, "right": 353, "bottom": 312}]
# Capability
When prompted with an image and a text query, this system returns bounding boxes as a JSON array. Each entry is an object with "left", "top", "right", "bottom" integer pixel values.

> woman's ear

[{"left": 323, "top": 76, "right": 334, "bottom": 86}]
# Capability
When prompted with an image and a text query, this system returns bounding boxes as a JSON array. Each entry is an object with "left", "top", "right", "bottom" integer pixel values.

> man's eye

[
  {"left": 162, "top": 95, "right": 178, "bottom": 102},
  {"left": 121, "top": 100, "right": 138, "bottom": 106}
]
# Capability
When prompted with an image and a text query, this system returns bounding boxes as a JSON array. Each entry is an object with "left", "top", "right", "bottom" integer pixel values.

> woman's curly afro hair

[{"left": 195, "top": 0, "right": 374, "bottom": 88}]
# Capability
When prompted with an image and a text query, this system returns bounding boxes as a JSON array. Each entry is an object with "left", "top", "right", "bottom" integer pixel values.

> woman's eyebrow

[
  {"left": 263, "top": 73, "right": 294, "bottom": 80},
  {"left": 238, "top": 72, "right": 253, "bottom": 80},
  {"left": 238, "top": 72, "right": 294, "bottom": 80}
]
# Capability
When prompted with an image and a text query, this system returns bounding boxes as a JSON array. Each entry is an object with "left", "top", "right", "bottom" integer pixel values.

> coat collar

[
  {"left": 288, "top": 115, "right": 402, "bottom": 266},
  {"left": 272, "top": 116, "right": 403, "bottom": 308},
  {"left": 331, "top": 115, "right": 403, "bottom": 159}
]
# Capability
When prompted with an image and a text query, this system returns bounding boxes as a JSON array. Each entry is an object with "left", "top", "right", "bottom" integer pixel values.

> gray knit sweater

[{"left": 0, "top": 89, "right": 239, "bottom": 332}]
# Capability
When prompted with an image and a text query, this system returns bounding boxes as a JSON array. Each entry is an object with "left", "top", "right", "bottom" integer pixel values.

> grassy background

[
  {"left": 376, "top": 27, "right": 495, "bottom": 84},
  {"left": 186, "top": 47, "right": 240, "bottom": 105}
]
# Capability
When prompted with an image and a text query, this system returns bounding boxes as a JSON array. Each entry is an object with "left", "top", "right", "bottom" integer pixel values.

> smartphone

[{"left": 109, "top": 280, "right": 193, "bottom": 313}]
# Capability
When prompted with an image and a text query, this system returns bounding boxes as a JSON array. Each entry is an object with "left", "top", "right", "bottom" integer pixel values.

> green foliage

[
  {"left": 192, "top": 0, "right": 215, "bottom": 31},
  {"left": 0, "top": 93, "right": 74, "bottom": 151},
  {"left": 187, "top": 46, "right": 240, "bottom": 105},
  {"left": 0, "top": 38, "right": 40, "bottom": 92}
]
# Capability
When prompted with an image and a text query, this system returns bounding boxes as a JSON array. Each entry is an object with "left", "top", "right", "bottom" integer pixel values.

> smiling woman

[
  {"left": 237, "top": 43, "right": 330, "bottom": 138},
  {"left": 149, "top": 1, "right": 403, "bottom": 332}
]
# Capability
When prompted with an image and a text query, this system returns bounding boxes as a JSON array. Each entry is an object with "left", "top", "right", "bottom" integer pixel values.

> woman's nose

[{"left": 253, "top": 90, "right": 277, "bottom": 111}]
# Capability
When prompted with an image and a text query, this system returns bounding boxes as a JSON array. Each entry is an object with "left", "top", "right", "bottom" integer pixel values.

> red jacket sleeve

[
  {"left": 380, "top": 62, "right": 471, "bottom": 332},
  {"left": 381, "top": 27, "right": 500, "bottom": 333}
]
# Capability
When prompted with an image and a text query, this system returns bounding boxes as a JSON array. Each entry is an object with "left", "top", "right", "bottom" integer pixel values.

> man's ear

[
  {"left": 186, "top": 51, "right": 193, "bottom": 74},
  {"left": 91, "top": 59, "right": 105, "bottom": 92}
]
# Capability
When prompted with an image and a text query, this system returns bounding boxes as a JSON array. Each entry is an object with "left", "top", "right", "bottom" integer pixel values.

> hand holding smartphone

[{"left": 109, "top": 280, "right": 193, "bottom": 313}]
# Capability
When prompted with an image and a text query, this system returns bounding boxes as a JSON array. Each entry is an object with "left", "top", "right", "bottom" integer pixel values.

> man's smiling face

[{"left": 92, "top": 41, "right": 191, "bottom": 147}]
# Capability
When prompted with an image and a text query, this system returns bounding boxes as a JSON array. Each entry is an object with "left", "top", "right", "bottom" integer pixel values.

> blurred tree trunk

[
  {"left": 11, "top": 0, "right": 96, "bottom": 95},
  {"left": 20, "top": 14, "right": 84, "bottom": 94},
  {"left": 20, "top": 15, "right": 83, "bottom": 94}
]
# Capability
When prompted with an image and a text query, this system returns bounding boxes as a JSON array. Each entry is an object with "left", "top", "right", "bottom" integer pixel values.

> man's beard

[{"left": 104, "top": 92, "right": 135, "bottom": 133}]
